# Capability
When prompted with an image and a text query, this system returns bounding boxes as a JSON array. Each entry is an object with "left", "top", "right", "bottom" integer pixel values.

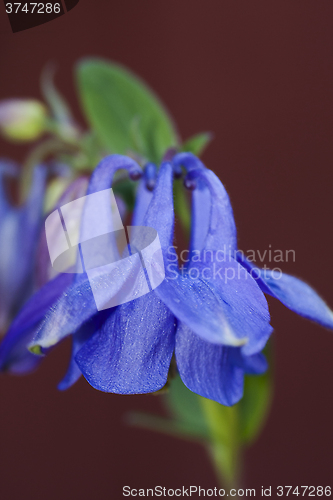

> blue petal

[
  {"left": 0, "top": 160, "right": 18, "bottom": 217},
  {"left": 143, "top": 162, "right": 157, "bottom": 191},
  {"left": 87, "top": 154, "right": 142, "bottom": 195},
  {"left": 188, "top": 184, "right": 211, "bottom": 257},
  {"left": 238, "top": 254, "right": 333, "bottom": 330},
  {"left": 0, "top": 272, "right": 73, "bottom": 373},
  {"left": 175, "top": 322, "right": 244, "bottom": 406},
  {"left": 172, "top": 154, "right": 213, "bottom": 256},
  {"left": 156, "top": 265, "right": 246, "bottom": 347},
  {"left": 172, "top": 152, "right": 206, "bottom": 172},
  {"left": 132, "top": 180, "right": 153, "bottom": 226},
  {"left": 30, "top": 273, "right": 98, "bottom": 349},
  {"left": 241, "top": 352, "right": 268, "bottom": 375},
  {"left": 143, "top": 162, "right": 174, "bottom": 249},
  {"left": 186, "top": 167, "right": 237, "bottom": 253},
  {"left": 76, "top": 294, "right": 176, "bottom": 394},
  {"left": 75, "top": 163, "right": 177, "bottom": 394},
  {"left": 229, "top": 348, "right": 268, "bottom": 375},
  {"left": 156, "top": 254, "right": 273, "bottom": 353}
]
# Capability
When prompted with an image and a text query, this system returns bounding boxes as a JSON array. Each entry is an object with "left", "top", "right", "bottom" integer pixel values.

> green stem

[{"left": 200, "top": 397, "right": 242, "bottom": 495}]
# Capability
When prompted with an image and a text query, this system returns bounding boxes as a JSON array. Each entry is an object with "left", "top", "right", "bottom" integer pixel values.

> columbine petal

[
  {"left": 75, "top": 163, "right": 177, "bottom": 394},
  {"left": 189, "top": 186, "right": 211, "bottom": 255},
  {"left": 241, "top": 352, "right": 268, "bottom": 375},
  {"left": 29, "top": 273, "right": 97, "bottom": 349},
  {"left": 131, "top": 180, "right": 153, "bottom": 226},
  {"left": 186, "top": 167, "right": 237, "bottom": 253},
  {"left": 75, "top": 294, "right": 176, "bottom": 394},
  {"left": 143, "top": 162, "right": 174, "bottom": 249},
  {"left": 172, "top": 152, "right": 206, "bottom": 172},
  {"left": 175, "top": 322, "right": 244, "bottom": 406},
  {"left": 229, "top": 348, "right": 268, "bottom": 375},
  {"left": 173, "top": 153, "right": 211, "bottom": 255},
  {"left": 156, "top": 255, "right": 272, "bottom": 353},
  {"left": 86, "top": 154, "right": 142, "bottom": 195},
  {"left": 238, "top": 254, "right": 333, "bottom": 329}
]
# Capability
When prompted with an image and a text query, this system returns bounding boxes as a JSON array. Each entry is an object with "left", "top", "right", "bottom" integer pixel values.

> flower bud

[{"left": 0, "top": 99, "right": 47, "bottom": 142}]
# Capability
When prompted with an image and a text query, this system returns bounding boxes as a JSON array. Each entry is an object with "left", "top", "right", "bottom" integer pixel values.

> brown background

[{"left": 1, "top": 1, "right": 333, "bottom": 499}]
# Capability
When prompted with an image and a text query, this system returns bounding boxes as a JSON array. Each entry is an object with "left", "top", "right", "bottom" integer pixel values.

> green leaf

[
  {"left": 239, "top": 371, "right": 272, "bottom": 444},
  {"left": 76, "top": 59, "right": 178, "bottom": 163},
  {"left": 181, "top": 132, "right": 213, "bottom": 156}
]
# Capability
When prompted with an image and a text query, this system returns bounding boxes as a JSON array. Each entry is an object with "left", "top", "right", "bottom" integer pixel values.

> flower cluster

[{"left": 1, "top": 152, "right": 332, "bottom": 405}]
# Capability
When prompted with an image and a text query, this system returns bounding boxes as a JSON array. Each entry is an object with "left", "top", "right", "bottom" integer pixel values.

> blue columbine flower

[
  {"left": 22, "top": 155, "right": 272, "bottom": 404},
  {"left": 1, "top": 153, "right": 332, "bottom": 405},
  {"left": 0, "top": 160, "right": 46, "bottom": 337}
]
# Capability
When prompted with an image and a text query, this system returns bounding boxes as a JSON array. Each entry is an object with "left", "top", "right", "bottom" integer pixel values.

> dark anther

[
  {"left": 146, "top": 179, "right": 155, "bottom": 191},
  {"left": 173, "top": 164, "right": 183, "bottom": 179},
  {"left": 144, "top": 162, "right": 157, "bottom": 191},
  {"left": 184, "top": 177, "right": 197, "bottom": 191},
  {"left": 129, "top": 169, "right": 143, "bottom": 181}
]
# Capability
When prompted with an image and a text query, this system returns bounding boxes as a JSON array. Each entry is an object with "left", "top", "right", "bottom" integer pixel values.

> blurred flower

[
  {"left": 1, "top": 153, "right": 333, "bottom": 405},
  {"left": 0, "top": 161, "right": 46, "bottom": 335},
  {"left": 0, "top": 99, "right": 47, "bottom": 142},
  {"left": 0, "top": 175, "right": 89, "bottom": 373}
]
